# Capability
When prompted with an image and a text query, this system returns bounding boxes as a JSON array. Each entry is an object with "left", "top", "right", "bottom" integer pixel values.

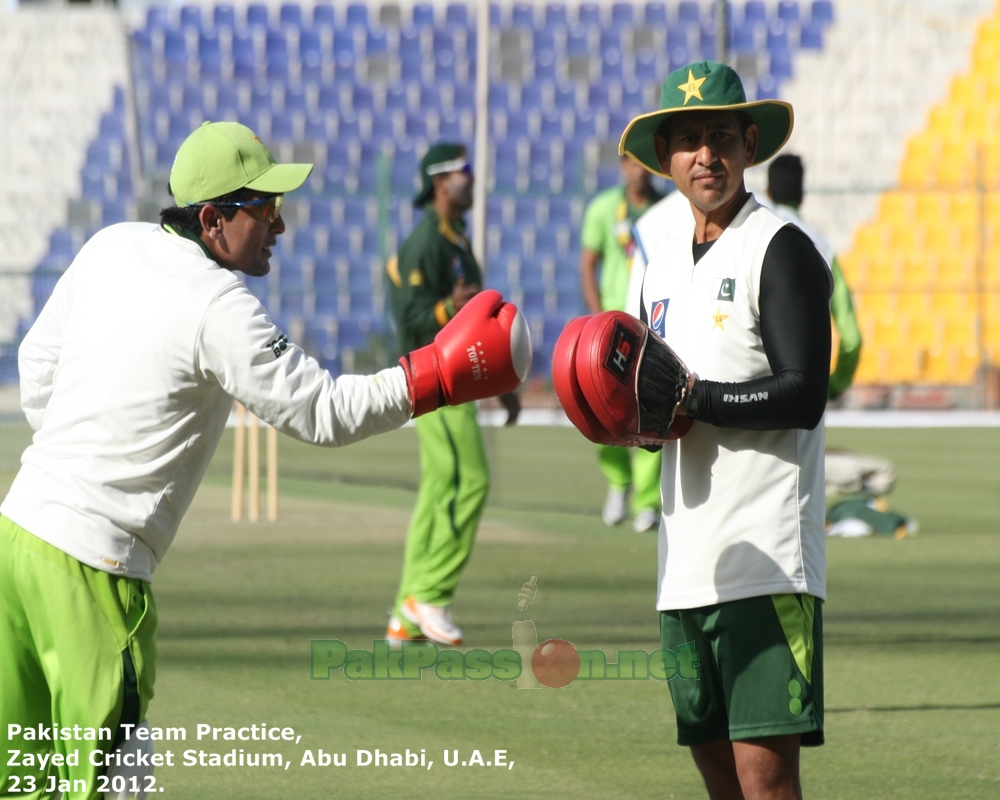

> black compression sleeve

[{"left": 691, "top": 225, "right": 832, "bottom": 430}]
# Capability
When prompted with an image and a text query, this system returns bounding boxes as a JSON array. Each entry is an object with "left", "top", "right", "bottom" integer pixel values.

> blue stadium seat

[
  {"left": 574, "top": 109, "right": 599, "bottom": 140},
  {"left": 246, "top": 4, "right": 268, "bottom": 29},
  {"left": 756, "top": 75, "right": 780, "bottom": 100},
  {"left": 433, "top": 51, "right": 457, "bottom": 83},
  {"left": 666, "top": 25, "right": 689, "bottom": 51},
  {"left": 621, "top": 81, "right": 646, "bottom": 110},
  {"left": 700, "top": 24, "right": 717, "bottom": 60},
  {"left": 767, "top": 20, "right": 789, "bottom": 53},
  {"left": 511, "top": 3, "right": 534, "bottom": 28},
  {"left": 769, "top": 47, "right": 793, "bottom": 79},
  {"left": 266, "top": 29, "right": 289, "bottom": 59},
  {"left": 799, "top": 21, "right": 825, "bottom": 49},
  {"left": 366, "top": 28, "right": 388, "bottom": 56},
  {"left": 578, "top": 3, "right": 601, "bottom": 26},
  {"left": 305, "top": 111, "right": 330, "bottom": 140},
  {"left": 299, "top": 29, "right": 324, "bottom": 76},
  {"left": 279, "top": 3, "right": 303, "bottom": 29},
  {"left": 732, "top": 24, "right": 757, "bottom": 54},
  {"left": 811, "top": 0, "right": 834, "bottom": 25},
  {"left": 313, "top": 3, "right": 335, "bottom": 28},
  {"left": 162, "top": 29, "right": 189, "bottom": 68},
  {"left": 540, "top": 110, "right": 565, "bottom": 139},
  {"left": 744, "top": 1, "right": 767, "bottom": 25},
  {"left": 232, "top": 34, "right": 257, "bottom": 80},
  {"left": 438, "top": 111, "right": 464, "bottom": 139},
  {"left": 250, "top": 83, "right": 272, "bottom": 112},
  {"left": 610, "top": 3, "right": 634, "bottom": 27},
  {"left": 677, "top": 1, "right": 701, "bottom": 26},
  {"left": 271, "top": 114, "right": 295, "bottom": 140},
  {"left": 602, "top": 50, "right": 624, "bottom": 82},
  {"left": 179, "top": 5, "right": 202, "bottom": 31},
  {"left": 146, "top": 6, "right": 169, "bottom": 32},
  {"left": 333, "top": 28, "right": 357, "bottom": 58},
  {"left": 668, "top": 45, "right": 690, "bottom": 72},
  {"left": 566, "top": 28, "right": 590, "bottom": 57},
  {"left": 545, "top": 3, "right": 568, "bottom": 28},
  {"left": 643, "top": 2, "right": 667, "bottom": 26},
  {"left": 346, "top": 3, "right": 369, "bottom": 28},
  {"left": 198, "top": 33, "right": 223, "bottom": 79},
  {"left": 445, "top": 3, "right": 469, "bottom": 27},
  {"left": 553, "top": 83, "right": 577, "bottom": 112},
  {"left": 412, "top": 3, "right": 434, "bottom": 27},
  {"left": 213, "top": 4, "right": 236, "bottom": 31},
  {"left": 778, "top": 0, "right": 800, "bottom": 24},
  {"left": 181, "top": 83, "right": 203, "bottom": 113},
  {"left": 385, "top": 83, "right": 410, "bottom": 113}
]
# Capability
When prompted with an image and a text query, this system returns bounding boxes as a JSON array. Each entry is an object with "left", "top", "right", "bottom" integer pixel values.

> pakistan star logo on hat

[{"left": 618, "top": 60, "right": 794, "bottom": 179}]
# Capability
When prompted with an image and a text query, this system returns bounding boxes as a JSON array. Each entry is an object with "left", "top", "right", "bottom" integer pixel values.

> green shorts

[
  {"left": 0, "top": 515, "right": 157, "bottom": 798},
  {"left": 660, "top": 594, "right": 824, "bottom": 747}
]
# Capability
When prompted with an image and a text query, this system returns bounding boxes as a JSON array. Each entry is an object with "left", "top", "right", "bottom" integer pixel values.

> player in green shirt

[
  {"left": 385, "top": 143, "right": 519, "bottom": 646},
  {"left": 579, "top": 156, "right": 664, "bottom": 532}
]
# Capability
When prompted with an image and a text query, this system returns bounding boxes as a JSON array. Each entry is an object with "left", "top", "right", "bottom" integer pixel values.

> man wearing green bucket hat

[
  {"left": 384, "top": 143, "right": 521, "bottom": 647},
  {"left": 618, "top": 62, "right": 834, "bottom": 798}
]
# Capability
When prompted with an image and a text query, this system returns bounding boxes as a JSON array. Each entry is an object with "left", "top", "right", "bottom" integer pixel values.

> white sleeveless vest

[{"left": 640, "top": 196, "right": 827, "bottom": 609}]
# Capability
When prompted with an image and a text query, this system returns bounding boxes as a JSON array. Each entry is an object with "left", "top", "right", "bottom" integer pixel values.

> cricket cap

[
  {"left": 169, "top": 121, "right": 313, "bottom": 206},
  {"left": 618, "top": 60, "right": 794, "bottom": 179},
  {"left": 413, "top": 142, "right": 468, "bottom": 207}
]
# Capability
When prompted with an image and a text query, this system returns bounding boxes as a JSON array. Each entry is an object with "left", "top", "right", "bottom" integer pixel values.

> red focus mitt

[
  {"left": 401, "top": 289, "right": 532, "bottom": 417},
  {"left": 554, "top": 312, "right": 692, "bottom": 445}
]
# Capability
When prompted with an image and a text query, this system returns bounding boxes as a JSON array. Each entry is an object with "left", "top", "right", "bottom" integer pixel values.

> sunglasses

[{"left": 190, "top": 195, "right": 284, "bottom": 223}]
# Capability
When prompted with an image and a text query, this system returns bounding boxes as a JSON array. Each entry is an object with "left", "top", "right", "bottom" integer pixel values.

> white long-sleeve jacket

[{"left": 1, "top": 223, "right": 412, "bottom": 581}]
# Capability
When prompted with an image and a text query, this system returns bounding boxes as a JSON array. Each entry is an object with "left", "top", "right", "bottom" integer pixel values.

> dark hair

[
  {"left": 159, "top": 186, "right": 254, "bottom": 235},
  {"left": 654, "top": 110, "right": 755, "bottom": 145},
  {"left": 767, "top": 154, "right": 805, "bottom": 207}
]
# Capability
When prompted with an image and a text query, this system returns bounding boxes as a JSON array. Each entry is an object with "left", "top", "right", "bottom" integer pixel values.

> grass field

[{"left": 1, "top": 423, "right": 999, "bottom": 798}]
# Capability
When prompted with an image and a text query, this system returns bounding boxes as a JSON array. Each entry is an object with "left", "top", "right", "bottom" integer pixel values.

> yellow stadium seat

[
  {"left": 985, "top": 252, "right": 1000, "bottom": 287},
  {"left": 914, "top": 191, "right": 949, "bottom": 223},
  {"left": 858, "top": 291, "right": 896, "bottom": 319},
  {"left": 837, "top": 251, "right": 867, "bottom": 286},
  {"left": 867, "top": 254, "right": 902, "bottom": 288},
  {"left": 935, "top": 143, "right": 977, "bottom": 189},
  {"left": 902, "top": 253, "right": 936, "bottom": 287},
  {"left": 951, "top": 75, "right": 982, "bottom": 107},
  {"left": 986, "top": 193, "right": 1000, "bottom": 226},
  {"left": 984, "top": 293, "right": 1000, "bottom": 349},
  {"left": 923, "top": 225, "right": 960, "bottom": 257},
  {"left": 936, "top": 254, "right": 976, "bottom": 287},
  {"left": 889, "top": 225, "right": 920, "bottom": 256},
  {"left": 854, "top": 224, "right": 888, "bottom": 257},
  {"left": 944, "top": 313, "right": 977, "bottom": 349},
  {"left": 879, "top": 192, "right": 912, "bottom": 225},
  {"left": 951, "top": 191, "right": 978, "bottom": 225},
  {"left": 923, "top": 346, "right": 966, "bottom": 385},
  {"left": 906, "top": 314, "right": 939, "bottom": 350},
  {"left": 933, "top": 290, "right": 974, "bottom": 316},
  {"left": 897, "top": 291, "right": 933, "bottom": 317},
  {"left": 900, "top": 135, "right": 938, "bottom": 188},
  {"left": 928, "top": 106, "right": 963, "bottom": 139}
]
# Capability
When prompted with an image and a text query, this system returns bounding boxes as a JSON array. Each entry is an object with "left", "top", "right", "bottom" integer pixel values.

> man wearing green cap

[
  {"left": 0, "top": 124, "right": 530, "bottom": 797},
  {"left": 580, "top": 156, "right": 665, "bottom": 533},
  {"left": 619, "top": 62, "right": 833, "bottom": 799},
  {"left": 384, "top": 143, "right": 520, "bottom": 647}
]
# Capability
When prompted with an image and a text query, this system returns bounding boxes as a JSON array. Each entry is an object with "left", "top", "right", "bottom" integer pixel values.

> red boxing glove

[
  {"left": 556, "top": 313, "right": 692, "bottom": 445},
  {"left": 401, "top": 289, "right": 532, "bottom": 417}
]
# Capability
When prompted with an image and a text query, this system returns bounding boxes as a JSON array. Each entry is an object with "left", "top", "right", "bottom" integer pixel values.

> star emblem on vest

[
  {"left": 711, "top": 308, "right": 729, "bottom": 331},
  {"left": 678, "top": 70, "right": 707, "bottom": 105}
]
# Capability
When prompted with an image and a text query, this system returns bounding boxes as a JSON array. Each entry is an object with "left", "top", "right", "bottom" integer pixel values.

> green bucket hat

[
  {"left": 618, "top": 60, "right": 793, "bottom": 179},
  {"left": 413, "top": 142, "right": 468, "bottom": 207},
  {"left": 169, "top": 121, "right": 313, "bottom": 206}
]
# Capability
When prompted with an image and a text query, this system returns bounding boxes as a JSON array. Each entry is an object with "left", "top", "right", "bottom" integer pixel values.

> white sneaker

[
  {"left": 402, "top": 597, "right": 464, "bottom": 646},
  {"left": 386, "top": 615, "right": 425, "bottom": 647},
  {"left": 633, "top": 508, "right": 659, "bottom": 533},
  {"left": 602, "top": 488, "right": 628, "bottom": 526}
]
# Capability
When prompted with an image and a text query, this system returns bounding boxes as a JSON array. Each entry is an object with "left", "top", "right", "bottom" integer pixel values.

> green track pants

[
  {"left": 393, "top": 403, "right": 489, "bottom": 634},
  {"left": 597, "top": 444, "right": 662, "bottom": 513},
  {"left": 0, "top": 516, "right": 157, "bottom": 799}
]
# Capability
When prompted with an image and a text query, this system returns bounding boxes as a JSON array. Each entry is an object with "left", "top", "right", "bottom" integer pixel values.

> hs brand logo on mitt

[{"left": 603, "top": 321, "right": 639, "bottom": 385}]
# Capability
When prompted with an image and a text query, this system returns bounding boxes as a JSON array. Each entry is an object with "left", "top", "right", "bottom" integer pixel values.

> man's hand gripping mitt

[
  {"left": 401, "top": 289, "right": 533, "bottom": 417},
  {"left": 552, "top": 312, "right": 693, "bottom": 445}
]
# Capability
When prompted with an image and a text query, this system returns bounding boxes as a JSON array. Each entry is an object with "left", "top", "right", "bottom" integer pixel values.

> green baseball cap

[
  {"left": 413, "top": 142, "right": 468, "bottom": 207},
  {"left": 169, "top": 121, "right": 314, "bottom": 206},
  {"left": 618, "top": 60, "right": 794, "bottom": 179}
]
